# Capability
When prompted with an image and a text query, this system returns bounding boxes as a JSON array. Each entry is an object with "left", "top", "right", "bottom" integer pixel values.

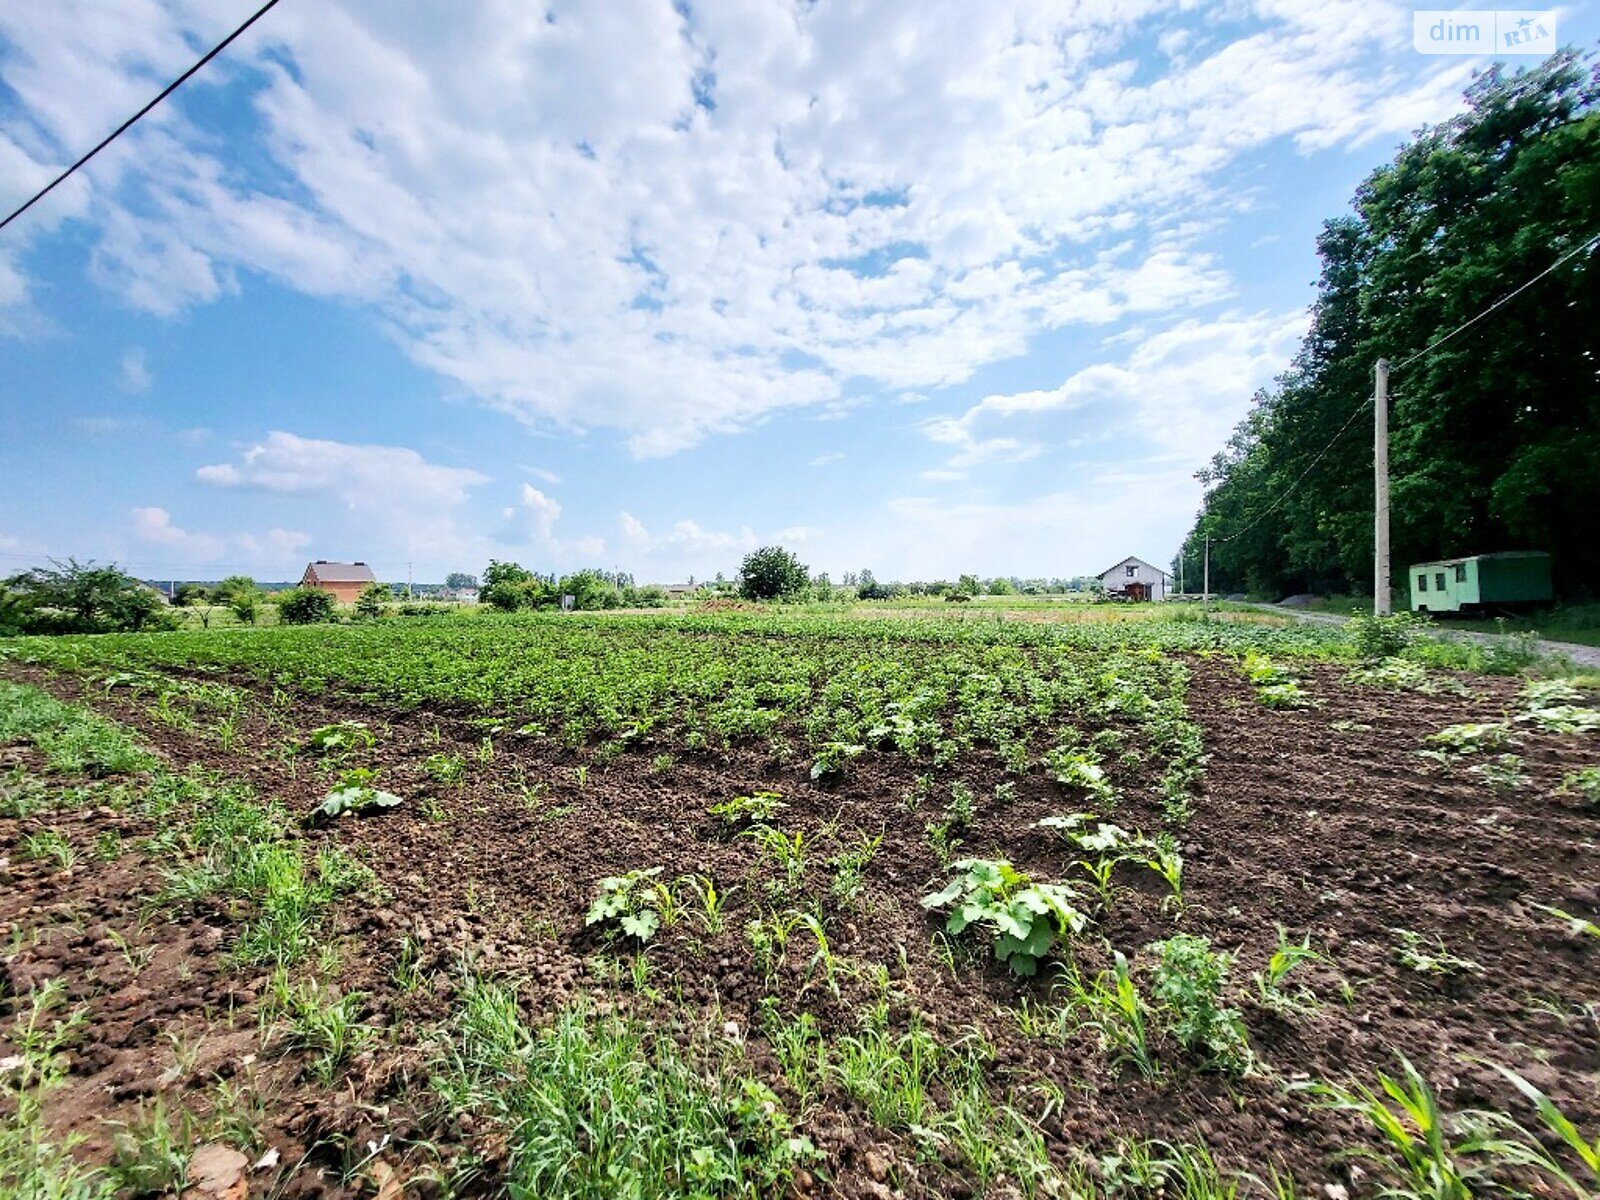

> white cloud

[
  {"left": 520, "top": 464, "right": 563, "bottom": 485},
  {"left": 196, "top": 430, "right": 489, "bottom": 560},
  {"left": 921, "top": 309, "right": 1309, "bottom": 478},
  {"left": 618, "top": 510, "right": 651, "bottom": 546},
  {"left": 809, "top": 452, "right": 845, "bottom": 467},
  {"left": 198, "top": 430, "right": 487, "bottom": 502},
  {"left": 129, "top": 505, "right": 311, "bottom": 568},
  {"left": 0, "top": 0, "right": 1469, "bottom": 454},
  {"left": 520, "top": 484, "right": 563, "bottom": 542},
  {"left": 119, "top": 347, "right": 151, "bottom": 394}
]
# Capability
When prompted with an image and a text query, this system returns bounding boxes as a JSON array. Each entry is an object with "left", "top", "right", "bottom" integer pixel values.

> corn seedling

[
  {"left": 828, "top": 831, "right": 882, "bottom": 905},
  {"left": 1394, "top": 929, "right": 1482, "bottom": 977},
  {"left": 1304, "top": 1056, "right": 1532, "bottom": 1200},
  {"left": 744, "top": 825, "right": 807, "bottom": 898},
  {"left": 1254, "top": 927, "right": 1323, "bottom": 1014},
  {"left": 20, "top": 829, "right": 75, "bottom": 870}
]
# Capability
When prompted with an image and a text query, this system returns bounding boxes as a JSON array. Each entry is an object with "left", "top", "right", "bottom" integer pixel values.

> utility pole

[
  {"left": 1374, "top": 358, "right": 1391, "bottom": 616},
  {"left": 1203, "top": 533, "right": 1211, "bottom": 606},
  {"left": 407, "top": 562, "right": 414, "bottom": 601}
]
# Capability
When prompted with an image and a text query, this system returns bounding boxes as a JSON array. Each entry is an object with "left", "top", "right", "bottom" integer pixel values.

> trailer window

[
  {"left": 1417, "top": 574, "right": 1427, "bottom": 592},
  {"left": 1436, "top": 572, "right": 1446, "bottom": 590},
  {"left": 1454, "top": 564, "right": 1466, "bottom": 582}
]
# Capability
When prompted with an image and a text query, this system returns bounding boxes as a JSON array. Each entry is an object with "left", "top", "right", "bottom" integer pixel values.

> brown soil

[{"left": 2, "top": 658, "right": 1597, "bottom": 1197}]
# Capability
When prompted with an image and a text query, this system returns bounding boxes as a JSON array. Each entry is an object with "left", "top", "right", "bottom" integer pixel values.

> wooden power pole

[{"left": 1374, "top": 358, "right": 1391, "bottom": 615}]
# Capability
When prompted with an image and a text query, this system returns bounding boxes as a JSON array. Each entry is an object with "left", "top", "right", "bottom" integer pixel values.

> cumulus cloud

[
  {"left": 129, "top": 505, "right": 310, "bottom": 567},
  {"left": 919, "top": 309, "right": 1309, "bottom": 479},
  {"left": 196, "top": 430, "right": 489, "bottom": 560},
  {"left": 0, "top": 0, "right": 1467, "bottom": 455},
  {"left": 520, "top": 485, "right": 563, "bottom": 542}
]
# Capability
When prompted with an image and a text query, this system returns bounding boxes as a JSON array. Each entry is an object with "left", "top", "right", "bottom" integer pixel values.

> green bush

[
  {"left": 276, "top": 587, "right": 337, "bottom": 625},
  {"left": 739, "top": 546, "right": 809, "bottom": 601},
  {"left": 1346, "top": 611, "right": 1428, "bottom": 660},
  {"left": 354, "top": 583, "right": 389, "bottom": 619},
  {"left": 0, "top": 560, "right": 173, "bottom": 635}
]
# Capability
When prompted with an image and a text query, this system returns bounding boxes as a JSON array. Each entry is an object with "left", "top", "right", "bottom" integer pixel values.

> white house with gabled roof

[{"left": 1096, "top": 556, "right": 1169, "bottom": 602}]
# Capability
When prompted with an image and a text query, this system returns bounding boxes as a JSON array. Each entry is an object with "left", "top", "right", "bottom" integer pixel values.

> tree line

[{"left": 1176, "top": 54, "right": 1599, "bottom": 600}]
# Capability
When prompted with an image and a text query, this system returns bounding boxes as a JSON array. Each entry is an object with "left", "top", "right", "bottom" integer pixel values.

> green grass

[
  {"left": 1443, "top": 606, "right": 1600, "bottom": 648},
  {"left": 0, "top": 981, "right": 113, "bottom": 1200},
  {"left": 0, "top": 680, "right": 153, "bottom": 776},
  {"left": 434, "top": 980, "right": 818, "bottom": 1199}
]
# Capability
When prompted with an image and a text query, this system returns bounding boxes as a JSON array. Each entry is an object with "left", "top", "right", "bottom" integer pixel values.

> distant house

[
  {"left": 1096, "top": 556, "right": 1169, "bottom": 602},
  {"left": 656, "top": 583, "right": 704, "bottom": 598},
  {"left": 300, "top": 561, "right": 376, "bottom": 605}
]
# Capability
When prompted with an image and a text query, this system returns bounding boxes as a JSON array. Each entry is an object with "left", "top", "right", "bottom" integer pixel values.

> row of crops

[{"left": 0, "top": 611, "right": 1371, "bottom": 809}]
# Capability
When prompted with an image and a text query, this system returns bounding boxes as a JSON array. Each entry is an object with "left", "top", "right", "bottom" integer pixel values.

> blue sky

[{"left": 1, "top": 1, "right": 1591, "bottom": 584}]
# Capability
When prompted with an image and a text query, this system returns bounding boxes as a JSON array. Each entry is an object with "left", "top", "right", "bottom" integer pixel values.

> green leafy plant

[
  {"left": 423, "top": 752, "right": 467, "bottom": 785},
  {"left": 1045, "top": 746, "right": 1117, "bottom": 805},
  {"left": 1557, "top": 767, "right": 1600, "bottom": 808},
  {"left": 1394, "top": 928, "right": 1482, "bottom": 977},
  {"left": 585, "top": 867, "right": 666, "bottom": 942},
  {"left": 302, "top": 721, "right": 375, "bottom": 756},
  {"left": 1147, "top": 933, "right": 1251, "bottom": 1074},
  {"left": 316, "top": 772, "right": 403, "bottom": 820},
  {"left": 708, "top": 790, "right": 786, "bottom": 828},
  {"left": 809, "top": 741, "right": 865, "bottom": 782},
  {"left": 1425, "top": 723, "right": 1514, "bottom": 755},
  {"left": 921, "top": 858, "right": 1087, "bottom": 977},
  {"left": 1470, "top": 753, "right": 1526, "bottom": 791}
]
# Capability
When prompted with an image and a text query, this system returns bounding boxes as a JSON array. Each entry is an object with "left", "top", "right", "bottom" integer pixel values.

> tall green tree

[{"left": 1184, "top": 55, "right": 1600, "bottom": 598}]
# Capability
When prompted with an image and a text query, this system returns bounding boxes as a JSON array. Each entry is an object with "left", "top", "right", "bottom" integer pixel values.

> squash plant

[
  {"left": 921, "top": 858, "right": 1086, "bottom": 977},
  {"left": 586, "top": 867, "right": 665, "bottom": 942}
]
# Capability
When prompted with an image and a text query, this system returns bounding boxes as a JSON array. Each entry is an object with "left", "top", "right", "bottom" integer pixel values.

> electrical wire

[
  {"left": 1392, "top": 229, "right": 1600, "bottom": 371},
  {"left": 1205, "top": 226, "right": 1600, "bottom": 545},
  {"left": 1211, "top": 396, "right": 1373, "bottom": 544},
  {"left": 0, "top": 0, "right": 284, "bottom": 234}
]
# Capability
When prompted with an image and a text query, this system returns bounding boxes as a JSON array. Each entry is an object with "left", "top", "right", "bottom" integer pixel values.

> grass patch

[{"left": 434, "top": 979, "right": 818, "bottom": 1198}]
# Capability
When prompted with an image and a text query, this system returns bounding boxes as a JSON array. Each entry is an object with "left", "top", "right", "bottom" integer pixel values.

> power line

[
  {"left": 1211, "top": 396, "right": 1373, "bottom": 544},
  {"left": 0, "top": 0, "right": 285, "bottom": 235},
  {"left": 1393, "top": 229, "right": 1600, "bottom": 371},
  {"left": 1204, "top": 225, "right": 1600, "bottom": 546}
]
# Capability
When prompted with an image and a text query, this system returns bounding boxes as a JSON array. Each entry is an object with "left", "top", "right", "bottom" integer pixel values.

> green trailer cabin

[{"left": 1409, "top": 551, "right": 1553, "bottom": 614}]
